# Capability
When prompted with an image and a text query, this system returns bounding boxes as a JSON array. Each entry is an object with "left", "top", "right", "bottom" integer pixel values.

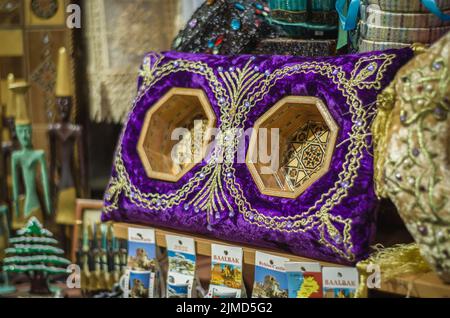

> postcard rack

[{"left": 112, "top": 222, "right": 450, "bottom": 298}]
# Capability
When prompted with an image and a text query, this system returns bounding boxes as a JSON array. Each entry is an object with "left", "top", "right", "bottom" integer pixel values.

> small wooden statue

[
  {"left": 0, "top": 81, "right": 4, "bottom": 204},
  {"left": 1, "top": 74, "right": 18, "bottom": 204},
  {"left": 49, "top": 47, "right": 86, "bottom": 225},
  {"left": 11, "top": 82, "right": 52, "bottom": 229}
]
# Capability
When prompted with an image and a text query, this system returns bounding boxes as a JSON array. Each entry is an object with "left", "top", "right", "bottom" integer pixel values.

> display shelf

[
  {"left": 112, "top": 222, "right": 450, "bottom": 298},
  {"left": 112, "top": 222, "right": 340, "bottom": 267},
  {"left": 377, "top": 272, "right": 450, "bottom": 298}
]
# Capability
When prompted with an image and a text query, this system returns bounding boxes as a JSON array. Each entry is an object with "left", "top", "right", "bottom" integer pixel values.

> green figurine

[{"left": 10, "top": 82, "right": 51, "bottom": 230}]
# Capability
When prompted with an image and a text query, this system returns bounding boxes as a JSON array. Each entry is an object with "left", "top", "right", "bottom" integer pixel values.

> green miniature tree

[{"left": 2, "top": 217, "right": 70, "bottom": 295}]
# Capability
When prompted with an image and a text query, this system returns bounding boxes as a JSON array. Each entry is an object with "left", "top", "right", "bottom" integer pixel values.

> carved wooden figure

[
  {"left": 48, "top": 47, "right": 86, "bottom": 225},
  {"left": 10, "top": 82, "right": 51, "bottom": 229},
  {"left": 1, "top": 74, "right": 19, "bottom": 205}
]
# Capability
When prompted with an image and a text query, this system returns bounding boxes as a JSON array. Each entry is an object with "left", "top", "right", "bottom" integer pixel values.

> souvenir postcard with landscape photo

[
  {"left": 207, "top": 244, "right": 243, "bottom": 298},
  {"left": 127, "top": 228, "right": 157, "bottom": 272},
  {"left": 129, "top": 271, "right": 153, "bottom": 299},
  {"left": 168, "top": 250, "right": 196, "bottom": 276},
  {"left": 166, "top": 235, "right": 197, "bottom": 298},
  {"left": 252, "top": 252, "right": 289, "bottom": 298}
]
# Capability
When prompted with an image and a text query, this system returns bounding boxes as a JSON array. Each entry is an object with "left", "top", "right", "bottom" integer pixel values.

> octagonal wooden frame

[
  {"left": 246, "top": 96, "right": 339, "bottom": 199},
  {"left": 137, "top": 87, "right": 217, "bottom": 183}
]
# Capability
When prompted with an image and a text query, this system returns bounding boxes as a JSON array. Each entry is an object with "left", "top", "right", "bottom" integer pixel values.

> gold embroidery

[
  {"left": 372, "top": 35, "right": 450, "bottom": 280},
  {"left": 104, "top": 53, "right": 397, "bottom": 261},
  {"left": 350, "top": 54, "right": 395, "bottom": 90}
]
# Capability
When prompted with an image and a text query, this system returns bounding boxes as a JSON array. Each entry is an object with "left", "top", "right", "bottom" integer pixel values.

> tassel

[{"left": 355, "top": 244, "right": 431, "bottom": 298}]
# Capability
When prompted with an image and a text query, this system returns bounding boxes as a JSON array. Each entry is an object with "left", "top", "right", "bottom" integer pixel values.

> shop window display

[{"left": 0, "top": 0, "right": 448, "bottom": 301}]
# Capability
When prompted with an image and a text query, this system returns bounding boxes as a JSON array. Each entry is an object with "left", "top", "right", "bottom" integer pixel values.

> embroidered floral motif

[{"left": 104, "top": 53, "right": 397, "bottom": 261}]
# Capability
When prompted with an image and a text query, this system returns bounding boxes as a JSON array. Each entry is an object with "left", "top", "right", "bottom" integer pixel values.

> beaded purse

[
  {"left": 373, "top": 34, "right": 450, "bottom": 282},
  {"left": 102, "top": 48, "right": 413, "bottom": 264}
]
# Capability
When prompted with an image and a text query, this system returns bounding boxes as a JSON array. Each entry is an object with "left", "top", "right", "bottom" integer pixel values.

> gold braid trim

[
  {"left": 355, "top": 243, "right": 431, "bottom": 298},
  {"left": 372, "top": 85, "right": 395, "bottom": 198}
]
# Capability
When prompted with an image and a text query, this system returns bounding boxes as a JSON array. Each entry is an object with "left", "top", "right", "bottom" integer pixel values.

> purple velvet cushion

[{"left": 102, "top": 49, "right": 413, "bottom": 264}]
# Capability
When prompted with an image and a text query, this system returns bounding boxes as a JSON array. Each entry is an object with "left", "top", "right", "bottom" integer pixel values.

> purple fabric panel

[{"left": 102, "top": 48, "right": 413, "bottom": 264}]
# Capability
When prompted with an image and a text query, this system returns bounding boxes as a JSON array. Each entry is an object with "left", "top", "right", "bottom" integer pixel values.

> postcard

[
  {"left": 166, "top": 235, "right": 197, "bottom": 298},
  {"left": 322, "top": 267, "right": 359, "bottom": 298},
  {"left": 252, "top": 252, "right": 289, "bottom": 298},
  {"left": 285, "top": 262, "right": 323, "bottom": 298},
  {"left": 207, "top": 244, "right": 243, "bottom": 298},
  {"left": 127, "top": 228, "right": 156, "bottom": 272}
]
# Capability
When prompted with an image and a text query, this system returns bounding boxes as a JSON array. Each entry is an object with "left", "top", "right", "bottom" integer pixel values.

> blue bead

[
  {"left": 231, "top": 18, "right": 241, "bottom": 31},
  {"left": 234, "top": 3, "right": 245, "bottom": 11},
  {"left": 340, "top": 181, "right": 350, "bottom": 189},
  {"left": 254, "top": 3, "right": 263, "bottom": 10},
  {"left": 208, "top": 40, "right": 214, "bottom": 48}
]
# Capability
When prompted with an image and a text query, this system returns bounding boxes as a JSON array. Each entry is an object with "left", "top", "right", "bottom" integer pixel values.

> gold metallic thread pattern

[
  {"left": 104, "top": 53, "right": 397, "bottom": 261},
  {"left": 372, "top": 34, "right": 450, "bottom": 281}
]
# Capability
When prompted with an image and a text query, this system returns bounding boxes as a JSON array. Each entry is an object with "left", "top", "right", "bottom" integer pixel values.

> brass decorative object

[
  {"left": 30, "top": 0, "right": 59, "bottom": 20},
  {"left": 246, "top": 96, "right": 339, "bottom": 199},
  {"left": 25, "top": 0, "right": 64, "bottom": 26}
]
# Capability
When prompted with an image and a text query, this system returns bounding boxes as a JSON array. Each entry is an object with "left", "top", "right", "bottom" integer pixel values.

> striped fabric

[
  {"left": 362, "top": 5, "right": 450, "bottom": 28},
  {"left": 361, "top": 22, "right": 450, "bottom": 43},
  {"left": 268, "top": 0, "right": 307, "bottom": 11},
  {"left": 269, "top": 0, "right": 335, "bottom": 11},
  {"left": 366, "top": 0, "right": 450, "bottom": 13},
  {"left": 359, "top": 0, "right": 450, "bottom": 51},
  {"left": 359, "top": 39, "right": 413, "bottom": 52}
]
